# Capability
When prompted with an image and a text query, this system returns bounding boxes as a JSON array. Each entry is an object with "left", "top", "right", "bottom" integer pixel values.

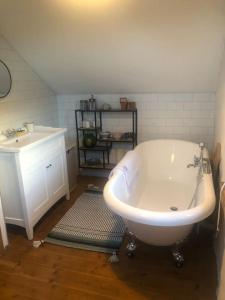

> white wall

[
  {"left": 0, "top": 0, "right": 224, "bottom": 94},
  {"left": 214, "top": 46, "right": 225, "bottom": 300},
  {"left": 0, "top": 35, "right": 58, "bottom": 131},
  {"left": 215, "top": 46, "right": 225, "bottom": 180},
  {"left": 58, "top": 93, "right": 215, "bottom": 152}
]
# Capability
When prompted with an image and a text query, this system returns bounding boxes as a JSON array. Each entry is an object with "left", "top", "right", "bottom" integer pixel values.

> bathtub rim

[
  {"left": 103, "top": 171, "right": 215, "bottom": 227},
  {"left": 103, "top": 139, "right": 216, "bottom": 227},
  {"left": 135, "top": 138, "right": 200, "bottom": 149}
]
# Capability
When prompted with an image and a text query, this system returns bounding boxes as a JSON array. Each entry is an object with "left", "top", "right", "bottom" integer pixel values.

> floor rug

[{"left": 45, "top": 192, "right": 126, "bottom": 253}]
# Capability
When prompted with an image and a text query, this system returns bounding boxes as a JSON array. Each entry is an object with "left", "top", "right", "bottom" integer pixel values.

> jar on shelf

[
  {"left": 120, "top": 97, "right": 128, "bottom": 110},
  {"left": 80, "top": 100, "right": 88, "bottom": 110},
  {"left": 88, "top": 95, "right": 96, "bottom": 110}
]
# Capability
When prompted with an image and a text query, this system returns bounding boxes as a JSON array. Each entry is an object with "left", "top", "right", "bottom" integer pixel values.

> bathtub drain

[{"left": 170, "top": 206, "right": 178, "bottom": 211}]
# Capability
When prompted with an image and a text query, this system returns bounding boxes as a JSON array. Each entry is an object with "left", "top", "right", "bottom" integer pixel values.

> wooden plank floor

[{"left": 0, "top": 176, "right": 217, "bottom": 300}]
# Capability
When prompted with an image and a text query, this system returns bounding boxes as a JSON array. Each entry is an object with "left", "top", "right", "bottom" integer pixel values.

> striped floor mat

[{"left": 45, "top": 192, "right": 126, "bottom": 253}]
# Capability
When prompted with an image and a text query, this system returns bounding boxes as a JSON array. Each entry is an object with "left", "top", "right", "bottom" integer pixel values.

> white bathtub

[{"left": 104, "top": 139, "right": 216, "bottom": 246}]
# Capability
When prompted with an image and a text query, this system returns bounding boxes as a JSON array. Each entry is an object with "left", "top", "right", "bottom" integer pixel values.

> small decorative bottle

[{"left": 88, "top": 94, "right": 96, "bottom": 110}]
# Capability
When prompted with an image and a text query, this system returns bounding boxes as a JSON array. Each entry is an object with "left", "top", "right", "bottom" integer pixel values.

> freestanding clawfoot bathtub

[{"left": 103, "top": 139, "right": 215, "bottom": 265}]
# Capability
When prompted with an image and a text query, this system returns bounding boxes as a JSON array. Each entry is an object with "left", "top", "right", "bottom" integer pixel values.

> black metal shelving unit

[{"left": 75, "top": 109, "right": 137, "bottom": 170}]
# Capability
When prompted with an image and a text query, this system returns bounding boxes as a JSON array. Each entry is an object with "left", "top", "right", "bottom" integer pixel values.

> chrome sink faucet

[{"left": 4, "top": 128, "right": 16, "bottom": 138}]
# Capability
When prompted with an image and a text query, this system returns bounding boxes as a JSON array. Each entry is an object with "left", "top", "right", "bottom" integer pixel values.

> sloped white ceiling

[{"left": 0, "top": 0, "right": 225, "bottom": 94}]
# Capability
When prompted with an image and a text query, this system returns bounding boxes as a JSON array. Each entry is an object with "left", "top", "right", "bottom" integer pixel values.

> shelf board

[
  {"left": 75, "top": 109, "right": 137, "bottom": 113},
  {"left": 79, "top": 146, "right": 111, "bottom": 151},
  {"left": 80, "top": 163, "right": 115, "bottom": 170},
  {"left": 98, "top": 138, "right": 134, "bottom": 143},
  {"left": 78, "top": 127, "right": 100, "bottom": 131}
]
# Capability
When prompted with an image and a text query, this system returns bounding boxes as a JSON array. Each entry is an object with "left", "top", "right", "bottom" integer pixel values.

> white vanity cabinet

[{"left": 0, "top": 127, "right": 70, "bottom": 240}]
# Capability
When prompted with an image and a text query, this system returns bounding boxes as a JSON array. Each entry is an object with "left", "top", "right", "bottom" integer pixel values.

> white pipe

[
  {"left": 216, "top": 182, "right": 225, "bottom": 235},
  {"left": 0, "top": 194, "right": 8, "bottom": 248}
]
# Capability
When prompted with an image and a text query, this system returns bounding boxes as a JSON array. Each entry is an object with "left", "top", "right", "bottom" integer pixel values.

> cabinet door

[
  {"left": 23, "top": 163, "right": 49, "bottom": 225},
  {"left": 47, "top": 152, "right": 66, "bottom": 203}
]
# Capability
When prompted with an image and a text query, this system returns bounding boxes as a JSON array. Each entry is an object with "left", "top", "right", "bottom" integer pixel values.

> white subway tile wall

[
  {"left": 0, "top": 36, "right": 58, "bottom": 131},
  {"left": 58, "top": 93, "right": 215, "bottom": 150}
]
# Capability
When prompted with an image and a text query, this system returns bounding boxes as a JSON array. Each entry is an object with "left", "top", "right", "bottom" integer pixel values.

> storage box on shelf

[{"left": 75, "top": 109, "right": 138, "bottom": 170}]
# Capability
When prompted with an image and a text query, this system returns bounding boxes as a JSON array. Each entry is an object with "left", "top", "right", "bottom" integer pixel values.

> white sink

[
  {"left": 0, "top": 126, "right": 66, "bottom": 152},
  {"left": 1, "top": 132, "right": 50, "bottom": 147}
]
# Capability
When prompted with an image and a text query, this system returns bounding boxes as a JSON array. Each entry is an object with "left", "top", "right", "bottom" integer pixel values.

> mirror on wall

[{"left": 0, "top": 60, "right": 12, "bottom": 99}]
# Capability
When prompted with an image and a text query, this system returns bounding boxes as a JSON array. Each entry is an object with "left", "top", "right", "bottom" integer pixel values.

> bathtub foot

[
  {"left": 172, "top": 243, "right": 184, "bottom": 268},
  {"left": 126, "top": 232, "right": 136, "bottom": 257}
]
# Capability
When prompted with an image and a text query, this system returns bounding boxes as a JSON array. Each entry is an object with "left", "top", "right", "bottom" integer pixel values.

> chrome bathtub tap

[
  {"left": 202, "top": 158, "right": 211, "bottom": 174},
  {"left": 187, "top": 155, "right": 200, "bottom": 168},
  {"left": 187, "top": 142, "right": 211, "bottom": 174}
]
